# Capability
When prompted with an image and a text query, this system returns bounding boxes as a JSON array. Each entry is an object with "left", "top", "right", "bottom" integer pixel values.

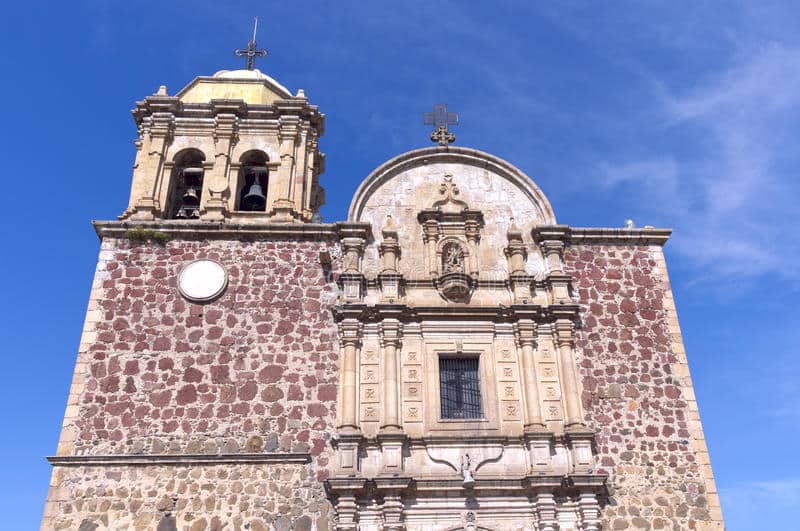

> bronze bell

[
  {"left": 181, "top": 186, "right": 200, "bottom": 207},
  {"left": 242, "top": 182, "right": 266, "bottom": 211}
]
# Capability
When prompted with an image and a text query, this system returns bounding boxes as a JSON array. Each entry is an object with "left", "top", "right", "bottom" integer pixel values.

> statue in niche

[{"left": 443, "top": 242, "right": 465, "bottom": 274}]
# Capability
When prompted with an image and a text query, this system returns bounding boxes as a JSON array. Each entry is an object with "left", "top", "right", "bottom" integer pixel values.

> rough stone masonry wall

[
  {"left": 42, "top": 237, "right": 341, "bottom": 531},
  {"left": 565, "top": 244, "right": 723, "bottom": 531}
]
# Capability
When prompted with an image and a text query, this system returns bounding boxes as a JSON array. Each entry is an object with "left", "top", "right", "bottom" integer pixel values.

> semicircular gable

[
  {"left": 348, "top": 146, "right": 555, "bottom": 224},
  {"left": 349, "top": 146, "right": 556, "bottom": 282}
]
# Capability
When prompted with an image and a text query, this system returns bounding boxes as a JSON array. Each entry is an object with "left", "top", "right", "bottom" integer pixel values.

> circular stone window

[{"left": 178, "top": 260, "right": 228, "bottom": 302}]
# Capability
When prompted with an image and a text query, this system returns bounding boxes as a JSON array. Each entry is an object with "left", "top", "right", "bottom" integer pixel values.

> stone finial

[
  {"left": 156, "top": 85, "right": 168, "bottom": 96},
  {"left": 296, "top": 88, "right": 306, "bottom": 99},
  {"left": 379, "top": 216, "right": 400, "bottom": 274},
  {"left": 505, "top": 218, "right": 528, "bottom": 275},
  {"left": 507, "top": 217, "right": 523, "bottom": 241},
  {"left": 432, "top": 174, "right": 468, "bottom": 214},
  {"left": 381, "top": 215, "right": 398, "bottom": 239}
]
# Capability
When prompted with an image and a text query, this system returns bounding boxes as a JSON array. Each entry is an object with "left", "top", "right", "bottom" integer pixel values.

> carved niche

[{"left": 417, "top": 174, "right": 484, "bottom": 302}]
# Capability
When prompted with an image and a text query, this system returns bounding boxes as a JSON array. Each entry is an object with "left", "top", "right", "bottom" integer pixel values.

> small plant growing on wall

[{"left": 125, "top": 226, "right": 170, "bottom": 245}]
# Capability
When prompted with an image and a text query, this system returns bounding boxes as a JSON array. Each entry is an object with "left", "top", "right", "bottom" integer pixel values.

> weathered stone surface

[
  {"left": 43, "top": 239, "right": 339, "bottom": 530},
  {"left": 566, "top": 245, "right": 719, "bottom": 530}
]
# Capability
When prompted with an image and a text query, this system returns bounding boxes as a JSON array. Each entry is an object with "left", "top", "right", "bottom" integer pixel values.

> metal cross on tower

[
  {"left": 424, "top": 104, "right": 459, "bottom": 146},
  {"left": 234, "top": 18, "right": 268, "bottom": 71}
]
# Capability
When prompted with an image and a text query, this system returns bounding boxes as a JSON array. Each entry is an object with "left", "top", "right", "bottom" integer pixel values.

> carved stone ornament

[{"left": 437, "top": 271, "right": 474, "bottom": 302}]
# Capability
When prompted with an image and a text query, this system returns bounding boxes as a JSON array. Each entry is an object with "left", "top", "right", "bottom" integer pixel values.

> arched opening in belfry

[
  {"left": 170, "top": 148, "right": 205, "bottom": 219},
  {"left": 237, "top": 150, "right": 269, "bottom": 212}
]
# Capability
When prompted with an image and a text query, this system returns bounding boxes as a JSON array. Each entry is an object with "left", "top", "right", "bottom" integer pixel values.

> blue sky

[{"left": 0, "top": 1, "right": 798, "bottom": 528}]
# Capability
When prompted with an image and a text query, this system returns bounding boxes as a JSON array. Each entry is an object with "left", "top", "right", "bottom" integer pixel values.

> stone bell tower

[
  {"left": 41, "top": 43, "right": 351, "bottom": 530},
  {"left": 121, "top": 66, "right": 325, "bottom": 224}
]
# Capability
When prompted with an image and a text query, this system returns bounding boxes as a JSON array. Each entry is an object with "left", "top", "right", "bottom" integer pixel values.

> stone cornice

[
  {"left": 94, "top": 219, "right": 667, "bottom": 246},
  {"left": 133, "top": 96, "right": 325, "bottom": 132},
  {"left": 333, "top": 303, "right": 580, "bottom": 323},
  {"left": 324, "top": 474, "right": 607, "bottom": 495},
  {"left": 47, "top": 453, "right": 311, "bottom": 467},
  {"left": 566, "top": 226, "right": 672, "bottom": 246},
  {"left": 93, "top": 220, "right": 371, "bottom": 242}
]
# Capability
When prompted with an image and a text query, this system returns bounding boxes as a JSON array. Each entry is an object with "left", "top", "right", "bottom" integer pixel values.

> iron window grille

[{"left": 439, "top": 357, "right": 482, "bottom": 419}]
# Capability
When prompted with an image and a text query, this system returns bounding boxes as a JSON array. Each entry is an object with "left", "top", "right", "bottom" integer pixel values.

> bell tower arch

[{"left": 121, "top": 68, "right": 325, "bottom": 223}]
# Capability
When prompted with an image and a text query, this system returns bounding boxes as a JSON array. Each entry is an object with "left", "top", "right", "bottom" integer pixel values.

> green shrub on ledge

[{"left": 125, "top": 226, "right": 170, "bottom": 244}]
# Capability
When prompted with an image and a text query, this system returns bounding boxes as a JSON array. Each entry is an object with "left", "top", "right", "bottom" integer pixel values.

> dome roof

[{"left": 176, "top": 68, "right": 294, "bottom": 104}]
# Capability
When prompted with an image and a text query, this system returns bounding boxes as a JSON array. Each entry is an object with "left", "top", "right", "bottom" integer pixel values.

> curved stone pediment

[{"left": 349, "top": 147, "right": 555, "bottom": 282}]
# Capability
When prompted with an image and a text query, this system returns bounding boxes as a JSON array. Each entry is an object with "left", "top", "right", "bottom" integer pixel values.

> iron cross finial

[
  {"left": 423, "top": 104, "right": 459, "bottom": 146},
  {"left": 234, "top": 17, "right": 268, "bottom": 70}
]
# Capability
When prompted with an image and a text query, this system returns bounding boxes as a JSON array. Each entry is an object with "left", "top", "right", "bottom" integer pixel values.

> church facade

[{"left": 42, "top": 63, "right": 724, "bottom": 531}]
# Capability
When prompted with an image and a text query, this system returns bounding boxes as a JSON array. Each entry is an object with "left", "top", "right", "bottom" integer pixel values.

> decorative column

[
  {"left": 465, "top": 217, "right": 481, "bottom": 277},
  {"left": 270, "top": 114, "right": 300, "bottom": 221},
  {"left": 337, "top": 223, "right": 368, "bottom": 303},
  {"left": 422, "top": 219, "right": 440, "bottom": 276},
  {"left": 555, "top": 320, "right": 584, "bottom": 428},
  {"left": 378, "top": 216, "right": 402, "bottom": 303},
  {"left": 505, "top": 220, "right": 533, "bottom": 303},
  {"left": 517, "top": 321, "right": 544, "bottom": 430},
  {"left": 380, "top": 319, "right": 402, "bottom": 432},
  {"left": 124, "top": 93, "right": 177, "bottom": 220},
  {"left": 517, "top": 319, "right": 552, "bottom": 472},
  {"left": 338, "top": 319, "right": 361, "bottom": 433},
  {"left": 301, "top": 133, "right": 320, "bottom": 221},
  {"left": 533, "top": 226, "right": 571, "bottom": 303},
  {"left": 378, "top": 317, "right": 406, "bottom": 475},
  {"left": 541, "top": 239, "right": 564, "bottom": 275},
  {"left": 336, "top": 319, "right": 362, "bottom": 475}
]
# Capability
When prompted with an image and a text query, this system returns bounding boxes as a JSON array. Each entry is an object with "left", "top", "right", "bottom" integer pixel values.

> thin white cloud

[
  {"left": 599, "top": 43, "right": 800, "bottom": 284},
  {"left": 720, "top": 479, "right": 800, "bottom": 528}
]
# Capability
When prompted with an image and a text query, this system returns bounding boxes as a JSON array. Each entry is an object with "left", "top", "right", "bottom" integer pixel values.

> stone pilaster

[
  {"left": 533, "top": 225, "right": 569, "bottom": 275},
  {"left": 422, "top": 219, "right": 440, "bottom": 276},
  {"left": 379, "top": 320, "right": 403, "bottom": 433},
  {"left": 202, "top": 105, "right": 239, "bottom": 220},
  {"left": 516, "top": 321, "right": 545, "bottom": 431},
  {"left": 379, "top": 216, "right": 403, "bottom": 302},
  {"left": 124, "top": 97, "right": 177, "bottom": 220},
  {"left": 378, "top": 318, "right": 406, "bottom": 475},
  {"left": 270, "top": 114, "right": 300, "bottom": 221},
  {"left": 465, "top": 218, "right": 481, "bottom": 277},
  {"left": 338, "top": 319, "right": 362, "bottom": 434},
  {"left": 506, "top": 221, "right": 533, "bottom": 303},
  {"left": 505, "top": 220, "right": 528, "bottom": 274},
  {"left": 556, "top": 319, "right": 585, "bottom": 428},
  {"left": 335, "top": 316, "right": 364, "bottom": 478},
  {"left": 339, "top": 236, "right": 366, "bottom": 303}
]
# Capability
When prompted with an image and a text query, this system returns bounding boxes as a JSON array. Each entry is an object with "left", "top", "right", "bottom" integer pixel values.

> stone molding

[
  {"left": 47, "top": 453, "right": 311, "bottom": 467},
  {"left": 347, "top": 146, "right": 557, "bottom": 224},
  {"left": 93, "top": 220, "right": 668, "bottom": 247},
  {"left": 93, "top": 220, "right": 370, "bottom": 242},
  {"left": 566, "top": 226, "right": 672, "bottom": 245},
  {"left": 333, "top": 303, "right": 580, "bottom": 324}
]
